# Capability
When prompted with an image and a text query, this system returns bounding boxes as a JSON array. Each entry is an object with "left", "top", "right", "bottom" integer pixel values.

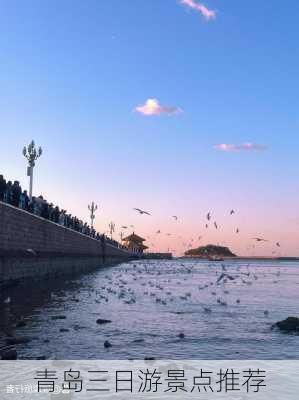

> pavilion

[{"left": 122, "top": 233, "right": 148, "bottom": 254}]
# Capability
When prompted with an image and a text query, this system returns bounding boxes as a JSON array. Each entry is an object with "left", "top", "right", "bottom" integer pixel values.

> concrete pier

[{"left": 0, "top": 201, "right": 133, "bottom": 286}]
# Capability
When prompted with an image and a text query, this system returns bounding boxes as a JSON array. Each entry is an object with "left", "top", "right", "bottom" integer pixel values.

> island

[{"left": 184, "top": 244, "right": 236, "bottom": 259}]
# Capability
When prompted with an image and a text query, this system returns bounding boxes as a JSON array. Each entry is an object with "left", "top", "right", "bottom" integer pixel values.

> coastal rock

[
  {"left": 96, "top": 319, "right": 112, "bottom": 325},
  {"left": 104, "top": 340, "right": 112, "bottom": 348},
  {"left": 273, "top": 317, "right": 299, "bottom": 333},
  {"left": 16, "top": 320, "right": 27, "bottom": 328},
  {"left": 1, "top": 346, "right": 17, "bottom": 360},
  {"left": 6, "top": 336, "right": 31, "bottom": 345},
  {"left": 51, "top": 315, "right": 66, "bottom": 320}
]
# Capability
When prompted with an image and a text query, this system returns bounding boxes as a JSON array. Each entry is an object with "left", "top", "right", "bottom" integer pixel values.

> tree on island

[{"left": 185, "top": 244, "right": 236, "bottom": 258}]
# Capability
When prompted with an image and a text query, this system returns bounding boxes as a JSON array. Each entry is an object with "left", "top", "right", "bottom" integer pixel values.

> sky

[{"left": 0, "top": 0, "right": 299, "bottom": 256}]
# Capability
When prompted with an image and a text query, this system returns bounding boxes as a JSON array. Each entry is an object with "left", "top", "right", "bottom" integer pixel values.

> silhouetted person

[
  {"left": 19, "top": 190, "right": 29, "bottom": 210},
  {"left": 4, "top": 181, "right": 13, "bottom": 204},
  {"left": 0, "top": 175, "right": 6, "bottom": 201},
  {"left": 12, "top": 181, "right": 22, "bottom": 207}
]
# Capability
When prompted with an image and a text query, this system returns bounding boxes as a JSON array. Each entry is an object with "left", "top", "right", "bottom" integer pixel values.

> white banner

[{"left": 0, "top": 360, "right": 298, "bottom": 399}]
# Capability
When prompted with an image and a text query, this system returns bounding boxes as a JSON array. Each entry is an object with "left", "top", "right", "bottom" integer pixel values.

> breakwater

[{"left": 0, "top": 201, "right": 133, "bottom": 286}]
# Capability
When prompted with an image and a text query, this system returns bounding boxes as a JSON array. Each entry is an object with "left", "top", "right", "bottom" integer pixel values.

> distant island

[{"left": 184, "top": 244, "right": 236, "bottom": 258}]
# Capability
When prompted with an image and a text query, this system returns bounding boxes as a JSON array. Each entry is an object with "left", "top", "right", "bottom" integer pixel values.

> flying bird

[
  {"left": 214, "top": 222, "right": 218, "bottom": 229},
  {"left": 276, "top": 242, "right": 281, "bottom": 247},
  {"left": 121, "top": 226, "right": 128, "bottom": 229},
  {"left": 236, "top": 228, "right": 239, "bottom": 234},
  {"left": 217, "top": 273, "right": 235, "bottom": 284},
  {"left": 172, "top": 216, "right": 178, "bottom": 220},
  {"left": 156, "top": 230, "right": 161, "bottom": 234},
  {"left": 133, "top": 208, "right": 151, "bottom": 215},
  {"left": 205, "top": 224, "right": 208, "bottom": 229},
  {"left": 207, "top": 212, "right": 211, "bottom": 221},
  {"left": 252, "top": 237, "right": 268, "bottom": 242},
  {"left": 230, "top": 209, "right": 235, "bottom": 215}
]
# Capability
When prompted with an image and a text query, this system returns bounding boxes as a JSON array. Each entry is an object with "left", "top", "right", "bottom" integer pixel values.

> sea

[{"left": 1, "top": 258, "right": 299, "bottom": 360}]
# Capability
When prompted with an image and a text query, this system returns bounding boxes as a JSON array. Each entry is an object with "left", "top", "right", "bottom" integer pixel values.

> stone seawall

[{"left": 0, "top": 201, "right": 133, "bottom": 285}]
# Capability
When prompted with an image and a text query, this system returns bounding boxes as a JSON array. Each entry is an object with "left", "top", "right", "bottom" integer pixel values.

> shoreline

[{"left": 180, "top": 256, "right": 299, "bottom": 261}]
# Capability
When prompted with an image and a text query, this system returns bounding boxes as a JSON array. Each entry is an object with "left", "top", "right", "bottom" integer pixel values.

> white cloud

[{"left": 134, "top": 98, "right": 182, "bottom": 116}]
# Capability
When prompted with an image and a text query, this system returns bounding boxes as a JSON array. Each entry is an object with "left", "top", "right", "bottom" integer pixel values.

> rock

[
  {"left": 132, "top": 339, "right": 144, "bottom": 343},
  {"left": 6, "top": 336, "right": 31, "bottom": 345},
  {"left": 273, "top": 317, "right": 299, "bottom": 333},
  {"left": 1, "top": 347, "right": 17, "bottom": 360},
  {"left": 51, "top": 315, "right": 66, "bottom": 320},
  {"left": 178, "top": 333, "right": 185, "bottom": 339},
  {"left": 96, "top": 319, "right": 112, "bottom": 325},
  {"left": 104, "top": 340, "right": 112, "bottom": 348},
  {"left": 16, "top": 320, "right": 27, "bottom": 328}
]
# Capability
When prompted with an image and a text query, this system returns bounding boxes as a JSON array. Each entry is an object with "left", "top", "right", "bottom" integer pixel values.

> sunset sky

[{"left": 1, "top": 0, "right": 299, "bottom": 256}]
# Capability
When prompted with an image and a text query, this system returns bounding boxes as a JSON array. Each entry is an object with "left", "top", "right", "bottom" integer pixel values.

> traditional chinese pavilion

[{"left": 122, "top": 233, "right": 148, "bottom": 254}]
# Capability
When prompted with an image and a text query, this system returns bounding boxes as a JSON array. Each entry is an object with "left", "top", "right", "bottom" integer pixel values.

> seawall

[{"left": 0, "top": 201, "right": 133, "bottom": 286}]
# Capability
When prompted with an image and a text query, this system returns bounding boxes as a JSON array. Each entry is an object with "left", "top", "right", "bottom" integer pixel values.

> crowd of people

[{"left": 0, "top": 174, "right": 122, "bottom": 248}]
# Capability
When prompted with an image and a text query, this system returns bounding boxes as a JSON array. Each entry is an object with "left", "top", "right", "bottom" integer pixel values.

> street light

[
  {"left": 22, "top": 140, "right": 42, "bottom": 201},
  {"left": 88, "top": 201, "right": 98, "bottom": 230}
]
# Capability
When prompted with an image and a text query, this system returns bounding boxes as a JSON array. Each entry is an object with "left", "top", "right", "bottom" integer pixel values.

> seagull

[
  {"left": 207, "top": 212, "right": 211, "bottom": 221},
  {"left": 214, "top": 222, "right": 218, "bottom": 229},
  {"left": 230, "top": 209, "right": 235, "bottom": 215},
  {"left": 156, "top": 230, "right": 161, "bottom": 234},
  {"left": 252, "top": 237, "right": 268, "bottom": 242},
  {"left": 172, "top": 216, "right": 178, "bottom": 221},
  {"left": 121, "top": 226, "right": 128, "bottom": 229},
  {"left": 217, "top": 273, "right": 235, "bottom": 284},
  {"left": 236, "top": 228, "right": 239, "bottom": 234},
  {"left": 133, "top": 208, "right": 151, "bottom": 215},
  {"left": 276, "top": 242, "right": 281, "bottom": 247},
  {"left": 26, "top": 248, "right": 37, "bottom": 256},
  {"left": 205, "top": 224, "right": 208, "bottom": 229}
]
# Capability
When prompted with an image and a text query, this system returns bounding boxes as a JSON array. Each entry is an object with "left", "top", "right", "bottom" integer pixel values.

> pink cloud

[
  {"left": 180, "top": 0, "right": 216, "bottom": 20},
  {"left": 214, "top": 143, "right": 267, "bottom": 152},
  {"left": 134, "top": 98, "right": 182, "bottom": 116}
]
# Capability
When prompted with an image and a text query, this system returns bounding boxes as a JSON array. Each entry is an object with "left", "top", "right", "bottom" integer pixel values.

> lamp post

[
  {"left": 109, "top": 221, "right": 115, "bottom": 240},
  {"left": 22, "top": 140, "right": 42, "bottom": 201},
  {"left": 88, "top": 201, "right": 98, "bottom": 230}
]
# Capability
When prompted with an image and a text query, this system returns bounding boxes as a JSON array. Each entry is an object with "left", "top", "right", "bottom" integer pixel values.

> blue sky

[{"left": 1, "top": 0, "right": 299, "bottom": 255}]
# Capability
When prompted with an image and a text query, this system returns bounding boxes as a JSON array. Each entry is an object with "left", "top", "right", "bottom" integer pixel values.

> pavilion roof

[{"left": 123, "top": 232, "right": 146, "bottom": 242}]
